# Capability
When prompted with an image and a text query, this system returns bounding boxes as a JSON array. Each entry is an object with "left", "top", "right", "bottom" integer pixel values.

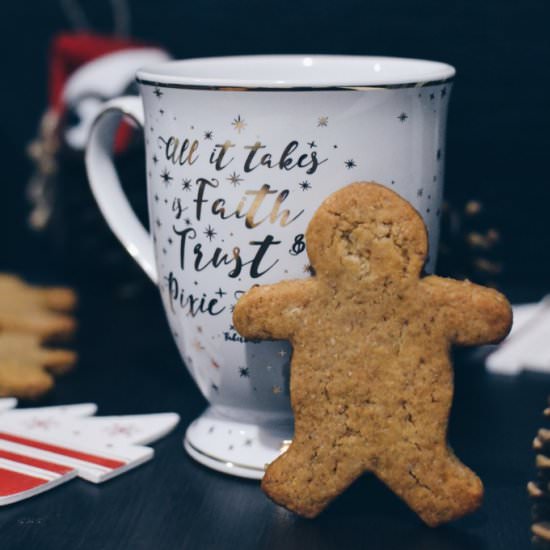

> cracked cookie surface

[{"left": 233, "top": 182, "right": 512, "bottom": 526}]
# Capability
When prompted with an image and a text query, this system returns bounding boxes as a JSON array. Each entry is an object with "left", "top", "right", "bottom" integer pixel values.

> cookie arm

[
  {"left": 233, "top": 279, "right": 316, "bottom": 340},
  {"left": 421, "top": 276, "right": 512, "bottom": 346}
]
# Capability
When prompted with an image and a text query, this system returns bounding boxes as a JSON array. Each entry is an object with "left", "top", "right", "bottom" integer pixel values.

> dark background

[{"left": 0, "top": 0, "right": 549, "bottom": 283}]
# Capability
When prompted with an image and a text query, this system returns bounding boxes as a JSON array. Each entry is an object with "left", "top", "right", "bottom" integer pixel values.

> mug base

[{"left": 183, "top": 405, "right": 293, "bottom": 480}]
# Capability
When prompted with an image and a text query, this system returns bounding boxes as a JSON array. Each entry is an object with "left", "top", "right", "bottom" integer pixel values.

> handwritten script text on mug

[{"left": 158, "top": 136, "right": 328, "bottom": 318}]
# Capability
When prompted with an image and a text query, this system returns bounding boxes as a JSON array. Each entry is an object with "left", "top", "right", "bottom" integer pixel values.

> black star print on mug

[
  {"left": 204, "top": 225, "right": 217, "bottom": 241},
  {"left": 345, "top": 159, "right": 357, "bottom": 169},
  {"left": 160, "top": 169, "right": 173, "bottom": 185}
]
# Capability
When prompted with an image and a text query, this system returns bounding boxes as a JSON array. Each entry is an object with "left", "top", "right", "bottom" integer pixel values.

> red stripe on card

[
  {"left": 0, "top": 449, "right": 73, "bottom": 475},
  {"left": 0, "top": 433, "right": 125, "bottom": 469},
  {"left": 0, "top": 466, "right": 48, "bottom": 496}
]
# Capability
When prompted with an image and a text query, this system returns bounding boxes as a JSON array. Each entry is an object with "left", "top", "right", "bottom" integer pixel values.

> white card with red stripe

[
  {"left": 0, "top": 398, "right": 18, "bottom": 412},
  {"left": 0, "top": 446, "right": 77, "bottom": 506},
  {"left": 3, "top": 402, "right": 98, "bottom": 418},
  {"left": 0, "top": 409, "right": 179, "bottom": 447},
  {"left": 0, "top": 401, "right": 179, "bottom": 506}
]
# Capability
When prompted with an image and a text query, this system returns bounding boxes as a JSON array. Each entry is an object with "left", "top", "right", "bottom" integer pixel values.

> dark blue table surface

[{"left": 0, "top": 279, "right": 547, "bottom": 550}]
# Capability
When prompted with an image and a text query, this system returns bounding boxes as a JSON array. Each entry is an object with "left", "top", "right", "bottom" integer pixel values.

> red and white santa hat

[{"left": 48, "top": 32, "right": 170, "bottom": 151}]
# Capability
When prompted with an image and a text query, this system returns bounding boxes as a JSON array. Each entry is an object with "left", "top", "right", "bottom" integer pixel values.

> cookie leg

[
  {"left": 39, "top": 348, "right": 77, "bottom": 375},
  {"left": 0, "top": 362, "right": 54, "bottom": 399},
  {"left": 38, "top": 287, "right": 78, "bottom": 312},
  {"left": 262, "top": 435, "right": 363, "bottom": 518},
  {"left": 374, "top": 445, "right": 483, "bottom": 527}
]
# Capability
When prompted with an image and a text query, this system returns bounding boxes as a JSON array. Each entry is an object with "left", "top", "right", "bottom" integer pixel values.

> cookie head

[{"left": 305, "top": 182, "right": 428, "bottom": 285}]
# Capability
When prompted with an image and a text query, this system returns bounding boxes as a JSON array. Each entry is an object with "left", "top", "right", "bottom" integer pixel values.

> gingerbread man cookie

[
  {"left": 0, "top": 332, "right": 76, "bottom": 399},
  {"left": 0, "top": 274, "right": 77, "bottom": 340},
  {"left": 233, "top": 182, "right": 512, "bottom": 526}
]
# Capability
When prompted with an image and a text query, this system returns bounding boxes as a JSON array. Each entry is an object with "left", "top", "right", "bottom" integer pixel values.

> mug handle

[{"left": 85, "top": 96, "right": 158, "bottom": 283}]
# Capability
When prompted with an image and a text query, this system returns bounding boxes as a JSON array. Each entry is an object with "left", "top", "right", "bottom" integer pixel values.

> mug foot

[{"left": 183, "top": 406, "right": 293, "bottom": 479}]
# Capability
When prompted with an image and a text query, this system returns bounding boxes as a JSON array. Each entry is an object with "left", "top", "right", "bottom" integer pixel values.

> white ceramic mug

[{"left": 85, "top": 55, "right": 454, "bottom": 479}]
